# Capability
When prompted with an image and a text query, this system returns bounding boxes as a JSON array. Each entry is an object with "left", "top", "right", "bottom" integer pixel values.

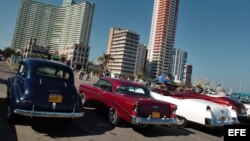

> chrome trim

[
  {"left": 14, "top": 109, "right": 84, "bottom": 118},
  {"left": 52, "top": 103, "right": 56, "bottom": 111},
  {"left": 205, "top": 118, "right": 239, "bottom": 127},
  {"left": 131, "top": 116, "right": 177, "bottom": 125},
  {"left": 247, "top": 109, "right": 250, "bottom": 118},
  {"left": 238, "top": 113, "right": 248, "bottom": 117}
]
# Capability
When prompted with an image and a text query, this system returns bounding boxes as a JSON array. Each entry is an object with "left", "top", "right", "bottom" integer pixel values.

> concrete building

[
  {"left": 22, "top": 38, "right": 49, "bottom": 59},
  {"left": 171, "top": 48, "right": 187, "bottom": 83},
  {"left": 147, "top": 0, "right": 179, "bottom": 78},
  {"left": 107, "top": 28, "right": 139, "bottom": 75},
  {"left": 59, "top": 43, "right": 89, "bottom": 69},
  {"left": 135, "top": 43, "right": 147, "bottom": 75},
  {"left": 11, "top": 0, "right": 94, "bottom": 68},
  {"left": 183, "top": 64, "right": 192, "bottom": 85}
]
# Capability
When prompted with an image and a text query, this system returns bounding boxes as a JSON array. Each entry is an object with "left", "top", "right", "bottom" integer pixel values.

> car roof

[
  {"left": 23, "top": 58, "right": 72, "bottom": 71},
  {"left": 101, "top": 77, "right": 144, "bottom": 88}
]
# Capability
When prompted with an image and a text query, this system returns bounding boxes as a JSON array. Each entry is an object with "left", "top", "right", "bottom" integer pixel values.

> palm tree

[{"left": 97, "top": 53, "right": 114, "bottom": 70}]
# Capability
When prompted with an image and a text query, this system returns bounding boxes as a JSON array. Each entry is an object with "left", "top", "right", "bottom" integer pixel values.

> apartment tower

[
  {"left": 11, "top": 0, "right": 95, "bottom": 66},
  {"left": 171, "top": 48, "right": 187, "bottom": 83},
  {"left": 135, "top": 43, "right": 147, "bottom": 75},
  {"left": 184, "top": 64, "right": 192, "bottom": 85},
  {"left": 148, "top": 0, "right": 179, "bottom": 78},
  {"left": 107, "top": 28, "right": 139, "bottom": 75}
]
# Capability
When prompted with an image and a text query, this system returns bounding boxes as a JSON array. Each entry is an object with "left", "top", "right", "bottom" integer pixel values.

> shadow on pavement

[
  {"left": 0, "top": 98, "right": 18, "bottom": 141},
  {"left": 132, "top": 125, "right": 195, "bottom": 137},
  {"left": 184, "top": 123, "right": 224, "bottom": 137},
  {"left": 13, "top": 108, "right": 115, "bottom": 139},
  {"left": 0, "top": 78, "right": 7, "bottom": 85},
  {"left": 84, "top": 105, "right": 196, "bottom": 137}
]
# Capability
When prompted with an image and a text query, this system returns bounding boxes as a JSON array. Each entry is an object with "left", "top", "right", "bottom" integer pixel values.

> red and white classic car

[
  {"left": 79, "top": 77, "right": 178, "bottom": 126},
  {"left": 204, "top": 93, "right": 249, "bottom": 121},
  {"left": 151, "top": 89, "right": 240, "bottom": 127}
]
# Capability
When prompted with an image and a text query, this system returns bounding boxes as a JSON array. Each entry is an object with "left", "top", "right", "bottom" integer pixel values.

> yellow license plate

[
  {"left": 219, "top": 116, "right": 225, "bottom": 121},
  {"left": 48, "top": 95, "right": 62, "bottom": 103},
  {"left": 152, "top": 112, "right": 160, "bottom": 118}
]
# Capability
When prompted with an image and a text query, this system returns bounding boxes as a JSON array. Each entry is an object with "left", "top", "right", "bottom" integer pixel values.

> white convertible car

[
  {"left": 229, "top": 93, "right": 250, "bottom": 120},
  {"left": 151, "top": 91, "right": 239, "bottom": 127}
]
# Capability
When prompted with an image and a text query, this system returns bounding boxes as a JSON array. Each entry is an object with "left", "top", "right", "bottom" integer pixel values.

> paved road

[{"left": 0, "top": 61, "right": 224, "bottom": 141}]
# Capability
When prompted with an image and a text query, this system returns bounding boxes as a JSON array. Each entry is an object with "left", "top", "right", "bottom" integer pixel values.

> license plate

[
  {"left": 219, "top": 116, "right": 225, "bottom": 121},
  {"left": 48, "top": 94, "right": 62, "bottom": 103},
  {"left": 152, "top": 112, "right": 160, "bottom": 118}
]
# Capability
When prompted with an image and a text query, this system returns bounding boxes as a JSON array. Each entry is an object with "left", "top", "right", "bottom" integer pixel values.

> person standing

[
  {"left": 86, "top": 70, "right": 91, "bottom": 81},
  {"left": 98, "top": 70, "right": 104, "bottom": 78},
  {"left": 79, "top": 70, "right": 84, "bottom": 80}
]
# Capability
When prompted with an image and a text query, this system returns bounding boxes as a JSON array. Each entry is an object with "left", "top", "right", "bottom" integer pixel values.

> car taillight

[
  {"left": 232, "top": 106, "right": 237, "bottom": 112},
  {"left": 206, "top": 106, "right": 211, "bottom": 111},
  {"left": 134, "top": 101, "right": 138, "bottom": 116},
  {"left": 170, "top": 105, "right": 177, "bottom": 118}
]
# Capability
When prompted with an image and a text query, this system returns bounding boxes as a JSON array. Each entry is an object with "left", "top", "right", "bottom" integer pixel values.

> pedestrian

[
  {"left": 79, "top": 69, "right": 84, "bottom": 80},
  {"left": 86, "top": 70, "right": 91, "bottom": 81},
  {"left": 98, "top": 70, "right": 104, "bottom": 78}
]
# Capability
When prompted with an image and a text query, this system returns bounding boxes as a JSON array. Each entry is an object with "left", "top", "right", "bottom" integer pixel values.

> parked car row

[{"left": 6, "top": 58, "right": 248, "bottom": 130}]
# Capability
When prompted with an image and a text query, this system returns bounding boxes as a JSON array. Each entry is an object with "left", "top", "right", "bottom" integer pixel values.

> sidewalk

[{"left": 74, "top": 74, "right": 98, "bottom": 89}]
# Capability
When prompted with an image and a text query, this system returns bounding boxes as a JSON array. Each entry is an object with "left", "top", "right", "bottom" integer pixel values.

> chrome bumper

[
  {"left": 205, "top": 118, "right": 239, "bottom": 127},
  {"left": 238, "top": 113, "right": 250, "bottom": 119},
  {"left": 14, "top": 109, "right": 84, "bottom": 118},
  {"left": 131, "top": 116, "right": 177, "bottom": 125}
]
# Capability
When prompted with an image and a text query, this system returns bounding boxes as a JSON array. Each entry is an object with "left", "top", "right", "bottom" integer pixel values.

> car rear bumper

[
  {"left": 237, "top": 113, "right": 250, "bottom": 122},
  {"left": 131, "top": 116, "right": 177, "bottom": 125},
  {"left": 205, "top": 118, "right": 239, "bottom": 127},
  {"left": 14, "top": 109, "right": 84, "bottom": 118}
]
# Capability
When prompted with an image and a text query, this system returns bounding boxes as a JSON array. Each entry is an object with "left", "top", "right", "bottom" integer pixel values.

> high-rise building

[
  {"left": 171, "top": 48, "right": 187, "bottom": 83},
  {"left": 148, "top": 0, "right": 179, "bottom": 78},
  {"left": 107, "top": 28, "right": 139, "bottom": 75},
  {"left": 135, "top": 43, "right": 147, "bottom": 75},
  {"left": 11, "top": 0, "right": 95, "bottom": 68},
  {"left": 183, "top": 64, "right": 192, "bottom": 85}
]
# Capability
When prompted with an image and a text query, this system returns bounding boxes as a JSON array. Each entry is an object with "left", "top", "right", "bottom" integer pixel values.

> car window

[
  {"left": 96, "top": 79, "right": 112, "bottom": 92},
  {"left": 240, "top": 95, "right": 250, "bottom": 103},
  {"left": 18, "top": 64, "right": 26, "bottom": 77},
  {"left": 36, "top": 67, "right": 70, "bottom": 80},
  {"left": 116, "top": 85, "right": 150, "bottom": 97}
]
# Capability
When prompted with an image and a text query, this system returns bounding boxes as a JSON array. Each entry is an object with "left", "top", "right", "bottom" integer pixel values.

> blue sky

[{"left": 0, "top": 0, "right": 250, "bottom": 92}]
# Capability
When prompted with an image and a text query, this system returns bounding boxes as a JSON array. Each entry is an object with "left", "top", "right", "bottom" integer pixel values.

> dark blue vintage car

[{"left": 6, "top": 58, "right": 84, "bottom": 123}]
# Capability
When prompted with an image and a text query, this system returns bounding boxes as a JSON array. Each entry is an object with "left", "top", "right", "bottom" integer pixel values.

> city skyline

[{"left": 1, "top": 0, "right": 250, "bottom": 92}]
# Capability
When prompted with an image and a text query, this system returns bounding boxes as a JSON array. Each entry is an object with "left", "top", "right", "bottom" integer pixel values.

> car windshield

[
  {"left": 230, "top": 93, "right": 250, "bottom": 103},
  {"left": 36, "top": 67, "right": 70, "bottom": 81},
  {"left": 116, "top": 85, "right": 151, "bottom": 97}
]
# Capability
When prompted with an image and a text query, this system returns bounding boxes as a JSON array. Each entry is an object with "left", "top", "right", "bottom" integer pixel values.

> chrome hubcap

[{"left": 109, "top": 109, "right": 117, "bottom": 123}]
